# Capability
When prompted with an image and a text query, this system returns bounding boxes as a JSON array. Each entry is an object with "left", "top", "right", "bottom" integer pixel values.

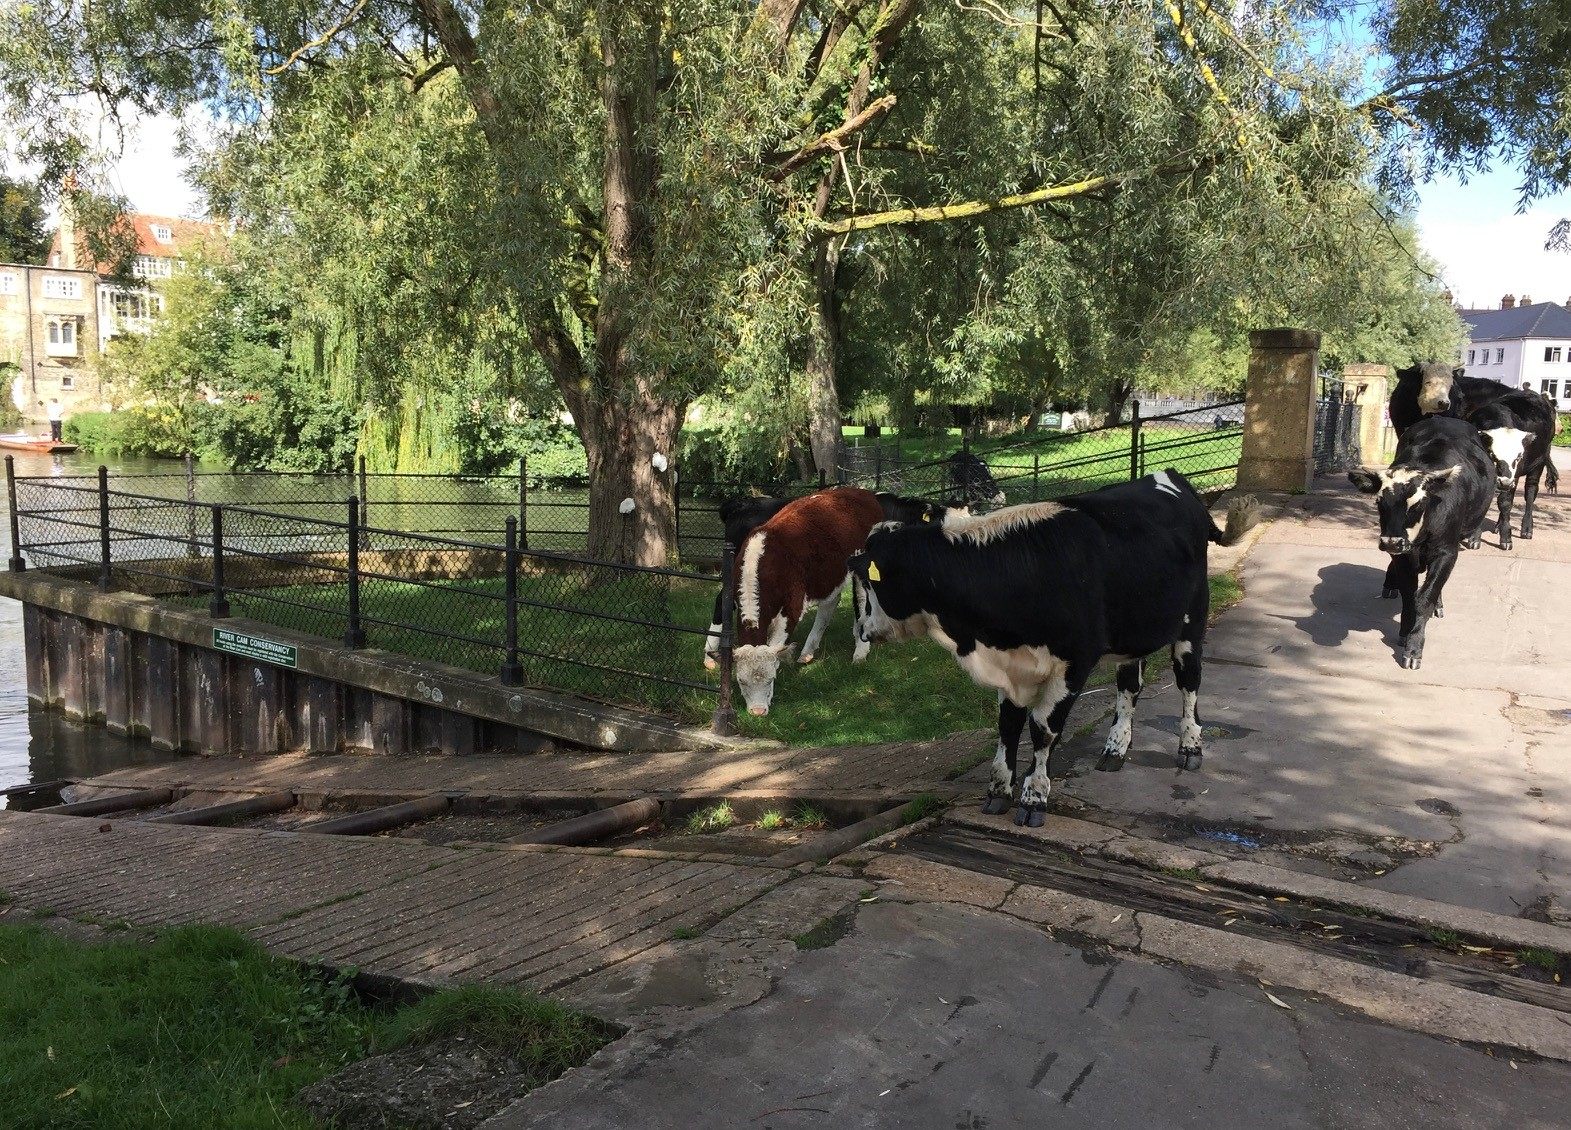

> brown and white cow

[{"left": 730, "top": 486, "right": 885, "bottom": 715}]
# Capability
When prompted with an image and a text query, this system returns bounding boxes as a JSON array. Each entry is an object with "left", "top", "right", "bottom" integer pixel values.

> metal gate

[{"left": 1313, "top": 376, "right": 1362, "bottom": 475}]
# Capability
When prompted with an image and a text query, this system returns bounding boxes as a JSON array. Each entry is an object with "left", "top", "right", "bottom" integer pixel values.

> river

[{"left": 0, "top": 450, "right": 195, "bottom": 801}]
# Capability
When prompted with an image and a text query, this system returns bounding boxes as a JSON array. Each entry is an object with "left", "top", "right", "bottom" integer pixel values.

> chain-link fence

[
  {"left": 8, "top": 468, "right": 725, "bottom": 717},
  {"left": 1313, "top": 377, "right": 1363, "bottom": 476}
]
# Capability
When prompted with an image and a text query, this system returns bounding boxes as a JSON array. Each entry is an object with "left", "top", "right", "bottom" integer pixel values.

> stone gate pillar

[
  {"left": 1237, "top": 328, "right": 1321, "bottom": 493},
  {"left": 1342, "top": 362, "right": 1392, "bottom": 465}
]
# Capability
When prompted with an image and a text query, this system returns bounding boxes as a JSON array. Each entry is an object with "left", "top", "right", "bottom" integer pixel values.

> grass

[
  {"left": 1427, "top": 927, "right": 1463, "bottom": 950},
  {"left": 684, "top": 801, "right": 737, "bottom": 834},
  {"left": 1516, "top": 946, "right": 1562, "bottom": 971},
  {"left": 670, "top": 926, "right": 700, "bottom": 941},
  {"left": 0, "top": 923, "right": 611, "bottom": 1129},
  {"left": 756, "top": 810, "right": 788, "bottom": 831},
  {"left": 792, "top": 803, "right": 829, "bottom": 830},
  {"left": 1556, "top": 414, "right": 1571, "bottom": 447},
  {"left": 899, "top": 793, "right": 947, "bottom": 825}
]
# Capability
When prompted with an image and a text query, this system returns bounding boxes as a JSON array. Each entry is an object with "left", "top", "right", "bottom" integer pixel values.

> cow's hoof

[
  {"left": 703, "top": 654, "right": 717, "bottom": 671},
  {"left": 1462, "top": 536, "right": 1481, "bottom": 550},
  {"left": 1400, "top": 648, "right": 1423, "bottom": 671},
  {"left": 1381, "top": 587, "right": 1398, "bottom": 599},
  {"left": 1501, "top": 540, "right": 1514, "bottom": 552},
  {"left": 1013, "top": 804, "right": 1047, "bottom": 827},
  {"left": 1433, "top": 604, "right": 1444, "bottom": 619},
  {"left": 1521, "top": 530, "right": 1533, "bottom": 540},
  {"left": 1094, "top": 752, "right": 1126, "bottom": 772},
  {"left": 1178, "top": 748, "right": 1203, "bottom": 772},
  {"left": 1026, "top": 809, "right": 1047, "bottom": 828},
  {"left": 980, "top": 795, "right": 1010, "bottom": 816},
  {"left": 798, "top": 652, "right": 815, "bottom": 665}
]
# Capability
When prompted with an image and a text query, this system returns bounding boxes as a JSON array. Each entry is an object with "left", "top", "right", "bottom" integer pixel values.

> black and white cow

[
  {"left": 945, "top": 451, "right": 1006, "bottom": 507},
  {"left": 849, "top": 471, "right": 1258, "bottom": 827},
  {"left": 1349, "top": 416, "right": 1495, "bottom": 670},
  {"left": 1469, "top": 390, "right": 1559, "bottom": 550},
  {"left": 702, "top": 490, "right": 961, "bottom": 668}
]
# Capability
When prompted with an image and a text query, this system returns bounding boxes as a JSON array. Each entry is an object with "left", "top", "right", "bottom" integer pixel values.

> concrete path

[
  {"left": 496, "top": 900, "right": 1571, "bottom": 1129},
  {"left": 1044, "top": 477, "right": 1571, "bottom": 920}
]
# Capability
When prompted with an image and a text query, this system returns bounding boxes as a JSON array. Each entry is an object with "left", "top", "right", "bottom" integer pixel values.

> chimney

[
  {"left": 1502, "top": 294, "right": 1516, "bottom": 309},
  {"left": 1521, "top": 294, "right": 1532, "bottom": 307}
]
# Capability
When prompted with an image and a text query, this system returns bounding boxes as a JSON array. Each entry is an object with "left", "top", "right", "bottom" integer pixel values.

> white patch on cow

[
  {"left": 1482, "top": 427, "right": 1531, "bottom": 486},
  {"left": 733, "top": 642, "right": 791, "bottom": 716},
  {"left": 1152, "top": 470, "right": 1182, "bottom": 497},
  {"left": 947, "top": 645, "right": 1069, "bottom": 721},
  {"left": 799, "top": 576, "right": 847, "bottom": 663},
  {"left": 1179, "top": 689, "right": 1202, "bottom": 752},
  {"left": 767, "top": 612, "right": 788, "bottom": 647},
  {"left": 942, "top": 501, "right": 1065, "bottom": 546},
  {"left": 618, "top": 497, "right": 636, "bottom": 514},
  {"left": 1102, "top": 689, "right": 1137, "bottom": 760},
  {"left": 1174, "top": 640, "right": 1193, "bottom": 660},
  {"left": 1020, "top": 679, "right": 1071, "bottom": 807},
  {"left": 739, "top": 533, "right": 767, "bottom": 628},
  {"left": 703, "top": 620, "right": 721, "bottom": 668},
  {"left": 1182, "top": 614, "right": 1191, "bottom": 625},
  {"left": 988, "top": 742, "right": 1013, "bottom": 800}
]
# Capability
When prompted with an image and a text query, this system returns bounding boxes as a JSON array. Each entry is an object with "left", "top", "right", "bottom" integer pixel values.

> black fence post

[
  {"left": 712, "top": 539, "right": 738, "bottom": 736},
  {"left": 184, "top": 451, "right": 199, "bottom": 559},
  {"left": 344, "top": 496, "right": 366, "bottom": 648},
  {"left": 357, "top": 454, "right": 369, "bottom": 535},
  {"left": 97, "top": 465, "right": 111, "bottom": 592},
  {"left": 673, "top": 466, "right": 682, "bottom": 555},
  {"left": 1129, "top": 400, "right": 1142, "bottom": 482},
  {"left": 517, "top": 455, "right": 529, "bottom": 551},
  {"left": 874, "top": 440, "right": 883, "bottom": 489},
  {"left": 209, "top": 505, "right": 230, "bottom": 618},
  {"left": 500, "top": 516, "right": 524, "bottom": 686},
  {"left": 6, "top": 455, "right": 24, "bottom": 572},
  {"left": 1032, "top": 453, "right": 1040, "bottom": 503}
]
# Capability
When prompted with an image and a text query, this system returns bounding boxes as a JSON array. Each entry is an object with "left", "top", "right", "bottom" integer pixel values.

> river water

[{"left": 0, "top": 451, "right": 193, "bottom": 801}]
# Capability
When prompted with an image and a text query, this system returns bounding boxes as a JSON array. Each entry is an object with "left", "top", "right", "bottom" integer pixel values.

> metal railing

[
  {"left": 1313, "top": 378, "right": 1363, "bottom": 476},
  {"left": 7, "top": 458, "right": 735, "bottom": 723}
]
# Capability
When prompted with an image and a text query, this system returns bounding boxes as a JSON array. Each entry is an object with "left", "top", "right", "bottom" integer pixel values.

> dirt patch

[
  {"left": 378, "top": 810, "right": 587, "bottom": 846},
  {"left": 297, "top": 1035, "right": 546, "bottom": 1129}
]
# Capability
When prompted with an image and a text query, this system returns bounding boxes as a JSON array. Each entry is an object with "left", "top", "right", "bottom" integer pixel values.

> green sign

[{"left": 213, "top": 628, "right": 298, "bottom": 669}]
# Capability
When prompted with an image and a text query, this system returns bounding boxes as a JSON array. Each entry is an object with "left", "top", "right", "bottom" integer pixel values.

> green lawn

[
  {"left": 1556, "top": 414, "right": 1571, "bottom": 447},
  {"left": 0, "top": 922, "right": 611, "bottom": 1129}
]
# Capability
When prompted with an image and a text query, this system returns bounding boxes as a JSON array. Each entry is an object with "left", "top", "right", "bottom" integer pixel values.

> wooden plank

[
  {"left": 22, "top": 603, "right": 49, "bottom": 706},
  {"left": 438, "top": 709, "right": 477, "bottom": 758},
  {"left": 230, "top": 660, "right": 286, "bottom": 753},
  {"left": 80, "top": 621, "right": 106, "bottom": 723},
  {"left": 145, "top": 635, "right": 182, "bottom": 751},
  {"left": 183, "top": 648, "right": 229, "bottom": 755},
  {"left": 127, "top": 630, "right": 150, "bottom": 737},
  {"left": 369, "top": 693, "right": 409, "bottom": 756},
  {"left": 298, "top": 677, "right": 342, "bottom": 754},
  {"left": 58, "top": 614, "right": 85, "bottom": 720},
  {"left": 103, "top": 625, "right": 132, "bottom": 734}
]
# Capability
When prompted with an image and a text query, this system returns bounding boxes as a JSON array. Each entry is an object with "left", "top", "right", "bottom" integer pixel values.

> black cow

[
  {"left": 1470, "top": 390, "right": 1559, "bottom": 550},
  {"left": 1349, "top": 416, "right": 1495, "bottom": 671},
  {"left": 1388, "top": 363, "right": 1515, "bottom": 437},
  {"left": 945, "top": 451, "right": 1006, "bottom": 507},
  {"left": 702, "top": 490, "right": 960, "bottom": 668},
  {"left": 849, "top": 471, "right": 1259, "bottom": 827}
]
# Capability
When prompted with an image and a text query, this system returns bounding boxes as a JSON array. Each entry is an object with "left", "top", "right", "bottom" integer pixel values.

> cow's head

[
  {"left": 732, "top": 642, "right": 795, "bottom": 716},
  {"left": 849, "top": 548, "right": 928, "bottom": 648},
  {"left": 1348, "top": 465, "right": 1461, "bottom": 555},
  {"left": 1412, "top": 361, "right": 1461, "bottom": 415},
  {"left": 1479, "top": 427, "right": 1532, "bottom": 488},
  {"left": 947, "top": 452, "right": 1006, "bottom": 508}
]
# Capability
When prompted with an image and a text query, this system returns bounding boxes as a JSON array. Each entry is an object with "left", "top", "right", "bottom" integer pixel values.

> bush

[{"left": 63, "top": 409, "right": 187, "bottom": 458}]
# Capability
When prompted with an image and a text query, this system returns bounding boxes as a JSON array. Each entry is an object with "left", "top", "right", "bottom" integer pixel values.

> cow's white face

[
  {"left": 1481, "top": 427, "right": 1531, "bottom": 487},
  {"left": 733, "top": 643, "right": 794, "bottom": 716},
  {"left": 1416, "top": 362, "right": 1457, "bottom": 415}
]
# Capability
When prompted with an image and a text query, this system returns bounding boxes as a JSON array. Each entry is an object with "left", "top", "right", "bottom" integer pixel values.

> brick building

[{"left": 0, "top": 211, "right": 223, "bottom": 425}]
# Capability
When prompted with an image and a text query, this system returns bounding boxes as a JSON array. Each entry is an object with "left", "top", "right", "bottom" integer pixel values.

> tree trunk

[
  {"left": 805, "top": 240, "right": 844, "bottom": 478},
  {"left": 1103, "top": 378, "right": 1134, "bottom": 428},
  {"left": 580, "top": 395, "right": 683, "bottom": 567}
]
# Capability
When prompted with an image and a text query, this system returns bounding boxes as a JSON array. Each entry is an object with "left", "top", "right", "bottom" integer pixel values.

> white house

[{"left": 1459, "top": 296, "right": 1571, "bottom": 408}]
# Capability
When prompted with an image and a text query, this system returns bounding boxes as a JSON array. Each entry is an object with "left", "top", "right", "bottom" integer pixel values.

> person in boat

[{"left": 43, "top": 398, "right": 63, "bottom": 442}]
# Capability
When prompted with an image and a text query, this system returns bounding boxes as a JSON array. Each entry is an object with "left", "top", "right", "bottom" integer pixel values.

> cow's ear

[
  {"left": 1426, "top": 465, "right": 1462, "bottom": 484},
  {"left": 1347, "top": 469, "right": 1381, "bottom": 494},
  {"left": 774, "top": 643, "right": 797, "bottom": 663}
]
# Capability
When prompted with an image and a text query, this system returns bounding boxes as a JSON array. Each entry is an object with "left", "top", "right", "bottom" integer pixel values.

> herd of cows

[{"left": 700, "top": 365, "right": 1561, "bottom": 827}]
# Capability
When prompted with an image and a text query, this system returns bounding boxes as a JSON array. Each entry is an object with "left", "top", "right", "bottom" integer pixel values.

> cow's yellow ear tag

[
  {"left": 922, "top": 512, "right": 931, "bottom": 522},
  {"left": 867, "top": 561, "right": 882, "bottom": 582}
]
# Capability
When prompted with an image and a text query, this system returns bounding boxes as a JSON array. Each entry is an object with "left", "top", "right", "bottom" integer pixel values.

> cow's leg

[
  {"left": 799, "top": 576, "right": 846, "bottom": 664},
  {"left": 1016, "top": 666, "right": 1088, "bottom": 827},
  {"left": 1393, "top": 553, "right": 1420, "bottom": 641},
  {"left": 1171, "top": 583, "right": 1212, "bottom": 771},
  {"left": 1096, "top": 658, "right": 1145, "bottom": 772},
  {"left": 983, "top": 695, "right": 1029, "bottom": 815},
  {"left": 850, "top": 575, "right": 870, "bottom": 664},
  {"left": 1521, "top": 469, "right": 1542, "bottom": 540},
  {"left": 703, "top": 589, "right": 724, "bottom": 669},
  {"left": 1496, "top": 484, "right": 1515, "bottom": 551},
  {"left": 1401, "top": 550, "right": 1458, "bottom": 671},
  {"left": 1381, "top": 558, "right": 1400, "bottom": 599}
]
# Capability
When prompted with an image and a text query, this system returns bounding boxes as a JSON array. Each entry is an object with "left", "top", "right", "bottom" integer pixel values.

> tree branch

[
  {"left": 768, "top": 94, "right": 896, "bottom": 181},
  {"left": 264, "top": 0, "right": 369, "bottom": 75},
  {"left": 414, "top": 0, "right": 504, "bottom": 129},
  {"left": 814, "top": 170, "right": 1130, "bottom": 236},
  {"left": 407, "top": 57, "right": 454, "bottom": 95}
]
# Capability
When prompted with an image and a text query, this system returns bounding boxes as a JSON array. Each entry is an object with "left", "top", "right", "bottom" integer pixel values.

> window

[
  {"left": 47, "top": 322, "right": 59, "bottom": 345},
  {"left": 111, "top": 290, "right": 159, "bottom": 320},
  {"left": 0, "top": 272, "right": 16, "bottom": 295},
  {"left": 1546, "top": 347, "right": 1563, "bottom": 363},
  {"left": 150, "top": 224, "right": 173, "bottom": 243},
  {"left": 1467, "top": 349, "right": 1476, "bottom": 365},
  {"left": 60, "top": 375, "right": 75, "bottom": 390},
  {"left": 131, "top": 255, "right": 172, "bottom": 279},
  {"left": 1544, "top": 380, "right": 1560, "bottom": 399},
  {"left": 1496, "top": 348, "right": 1505, "bottom": 364},
  {"left": 42, "top": 276, "right": 82, "bottom": 299},
  {"left": 61, "top": 320, "right": 74, "bottom": 346}
]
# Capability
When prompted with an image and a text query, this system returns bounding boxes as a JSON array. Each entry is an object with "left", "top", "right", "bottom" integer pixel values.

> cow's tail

[
  {"left": 1210, "top": 495, "right": 1261, "bottom": 546},
  {"left": 1548, "top": 460, "right": 1560, "bottom": 495}
]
